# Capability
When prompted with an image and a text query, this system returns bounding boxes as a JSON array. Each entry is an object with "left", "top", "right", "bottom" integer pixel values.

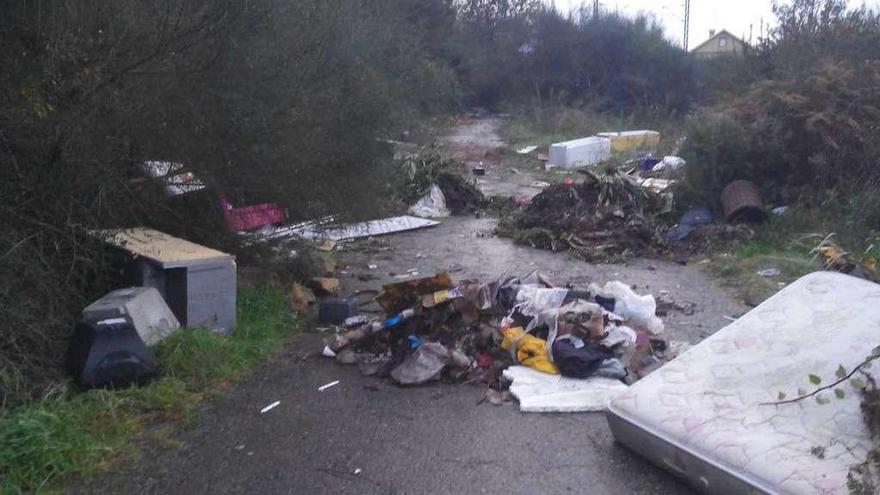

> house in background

[{"left": 691, "top": 29, "right": 748, "bottom": 59}]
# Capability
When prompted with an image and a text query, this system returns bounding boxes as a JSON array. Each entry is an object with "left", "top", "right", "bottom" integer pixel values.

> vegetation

[
  {"left": 1, "top": 0, "right": 699, "bottom": 405},
  {"left": 680, "top": 0, "right": 880, "bottom": 249},
  {"left": 0, "top": 285, "right": 296, "bottom": 494}
]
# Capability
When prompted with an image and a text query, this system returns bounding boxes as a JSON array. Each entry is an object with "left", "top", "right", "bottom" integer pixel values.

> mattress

[{"left": 606, "top": 272, "right": 880, "bottom": 494}]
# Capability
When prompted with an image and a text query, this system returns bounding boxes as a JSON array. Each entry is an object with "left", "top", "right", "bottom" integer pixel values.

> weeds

[{"left": 0, "top": 285, "right": 296, "bottom": 494}]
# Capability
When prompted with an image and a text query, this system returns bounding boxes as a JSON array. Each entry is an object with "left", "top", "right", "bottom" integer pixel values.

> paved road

[
  {"left": 73, "top": 332, "right": 694, "bottom": 495},
  {"left": 71, "top": 116, "right": 749, "bottom": 494}
]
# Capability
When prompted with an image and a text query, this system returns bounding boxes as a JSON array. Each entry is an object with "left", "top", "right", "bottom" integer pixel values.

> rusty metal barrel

[{"left": 721, "top": 180, "right": 767, "bottom": 223}]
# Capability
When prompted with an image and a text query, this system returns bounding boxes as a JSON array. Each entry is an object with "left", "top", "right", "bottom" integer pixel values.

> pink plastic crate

[{"left": 220, "top": 197, "right": 285, "bottom": 232}]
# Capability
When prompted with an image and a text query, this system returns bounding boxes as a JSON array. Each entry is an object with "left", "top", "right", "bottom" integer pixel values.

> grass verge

[
  {"left": 0, "top": 284, "right": 297, "bottom": 494},
  {"left": 703, "top": 212, "right": 828, "bottom": 307}
]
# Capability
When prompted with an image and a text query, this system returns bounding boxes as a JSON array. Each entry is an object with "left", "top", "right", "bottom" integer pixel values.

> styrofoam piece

[
  {"left": 548, "top": 136, "right": 611, "bottom": 169},
  {"left": 503, "top": 365, "right": 628, "bottom": 413},
  {"left": 596, "top": 130, "right": 660, "bottom": 155},
  {"left": 257, "top": 216, "right": 440, "bottom": 242},
  {"left": 83, "top": 287, "right": 180, "bottom": 346},
  {"left": 607, "top": 272, "right": 880, "bottom": 494}
]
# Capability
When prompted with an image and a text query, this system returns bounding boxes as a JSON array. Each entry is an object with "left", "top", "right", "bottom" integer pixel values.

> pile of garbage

[
  {"left": 502, "top": 169, "right": 669, "bottom": 261},
  {"left": 392, "top": 143, "right": 485, "bottom": 219},
  {"left": 320, "top": 270, "right": 691, "bottom": 409}
]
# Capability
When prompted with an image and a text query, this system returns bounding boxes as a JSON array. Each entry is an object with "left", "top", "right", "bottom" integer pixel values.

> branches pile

[{"left": 505, "top": 169, "right": 667, "bottom": 261}]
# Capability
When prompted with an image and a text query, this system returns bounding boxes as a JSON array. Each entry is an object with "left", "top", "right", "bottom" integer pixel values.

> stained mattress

[{"left": 606, "top": 272, "right": 880, "bottom": 494}]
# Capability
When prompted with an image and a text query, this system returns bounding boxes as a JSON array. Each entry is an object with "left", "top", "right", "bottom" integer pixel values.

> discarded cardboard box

[
  {"left": 290, "top": 283, "right": 316, "bottom": 315},
  {"left": 310, "top": 277, "right": 341, "bottom": 296}
]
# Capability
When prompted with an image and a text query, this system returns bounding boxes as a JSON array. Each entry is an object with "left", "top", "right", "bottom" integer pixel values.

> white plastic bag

[
  {"left": 652, "top": 155, "right": 686, "bottom": 172},
  {"left": 408, "top": 184, "right": 450, "bottom": 218},
  {"left": 592, "top": 281, "right": 664, "bottom": 334}
]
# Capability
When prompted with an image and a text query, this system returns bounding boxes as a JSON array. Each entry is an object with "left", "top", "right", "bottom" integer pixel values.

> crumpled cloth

[{"left": 500, "top": 326, "right": 558, "bottom": 374}]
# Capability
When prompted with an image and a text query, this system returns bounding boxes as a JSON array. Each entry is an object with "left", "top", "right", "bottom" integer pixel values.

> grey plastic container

[{"left": 125, "top": 258, "right": 236, "bottom": 333}]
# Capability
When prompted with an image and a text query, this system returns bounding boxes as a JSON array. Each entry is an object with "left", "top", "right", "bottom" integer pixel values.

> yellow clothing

[{"left": 500, "top": 327, "right": 558, "bottom": 375}]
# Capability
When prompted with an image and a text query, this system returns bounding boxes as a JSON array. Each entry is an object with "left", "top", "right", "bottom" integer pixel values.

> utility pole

[
  {"left": 683, "top": 0, "right": 691, "bottom": 51},
  {"left": 593, "top": 0, "right": 599, "bottom": 19}
]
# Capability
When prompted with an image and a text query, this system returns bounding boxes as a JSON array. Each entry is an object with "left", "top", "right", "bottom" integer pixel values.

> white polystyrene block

[{"left": 548, "top": 136, "right": 611, "bottom": 168}]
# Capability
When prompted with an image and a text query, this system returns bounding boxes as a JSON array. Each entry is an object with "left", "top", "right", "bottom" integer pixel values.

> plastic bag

[
  {"left": 408, "top": 184, "right": 450, "bottom": 218},
  {"left": 390, "top": 342, "right": 449, "bottom": 384},
  {"left": 514, "top": 286, "right": 569, "bottom": 318},
  {"left": 592, "top": 281, "right": 664, "bottom": 334}
]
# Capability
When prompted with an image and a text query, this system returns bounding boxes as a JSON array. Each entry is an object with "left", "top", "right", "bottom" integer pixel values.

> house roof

[{"left": 690, "top": 29, "right": 747, "bottom": 53}]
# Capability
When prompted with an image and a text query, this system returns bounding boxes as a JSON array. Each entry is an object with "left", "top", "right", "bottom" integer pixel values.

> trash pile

[
  {"left": 501, "top": 168, "right": 669, "bottom": 261},
  {"left": 320, "top": 270, "right": 691, "bottom": 411},
  {"left": 393, "top": 143, "right": 485, "bottom": 219}
]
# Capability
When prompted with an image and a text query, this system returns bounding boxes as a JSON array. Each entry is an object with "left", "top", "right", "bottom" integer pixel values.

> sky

[{"left": 549, "top": 0, "right": 880, "bottom": 49}]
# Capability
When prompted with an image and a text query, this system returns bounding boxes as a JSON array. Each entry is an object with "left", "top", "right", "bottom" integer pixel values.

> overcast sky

[{"left": 549, "top": 0, "right": 880, "bottom": 48}]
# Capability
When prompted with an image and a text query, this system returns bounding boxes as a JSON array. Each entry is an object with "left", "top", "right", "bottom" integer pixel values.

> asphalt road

[{"left": 72, "top": 331, "right": 696, "bottom": 494}]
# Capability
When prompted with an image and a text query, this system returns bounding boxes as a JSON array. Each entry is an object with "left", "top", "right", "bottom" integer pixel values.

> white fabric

[
  {"left": 503, "top": 365, "right": 628, "bottom": 413},
  {"left": 609, "top": 272, "right": 880, "bottom": 494}
]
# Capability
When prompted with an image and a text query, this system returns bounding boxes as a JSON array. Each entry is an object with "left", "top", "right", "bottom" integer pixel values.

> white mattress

[{"left": 608, "top": 272, "right": 880, "bottom": 494}]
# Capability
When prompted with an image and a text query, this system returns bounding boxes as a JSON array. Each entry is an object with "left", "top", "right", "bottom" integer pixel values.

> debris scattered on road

[
  {"left": 409, "top": 184, "right": 451, "bottom": 219},
  {"left": 650, "top": 155, "right": 685, "bottom": 172},
  {"left": 666, "top": 207, "right": 713, "bottom": 242},
  {"left": 503, "top": 365, "right": 628, "bottom": 412},
  {"left": 771, "top": 206, "right": 789, "bottom": 216},
  {"left": 318, "top": 380, "right": 341, "bottom": 392},
  {"left": 260, "top": 401, "right": 281, "bottom": 413},
  {"left": 290, "top": 283, "right": 317, "bottom": 315},
  {"left": 256, "top": 216, "right": 440, "bottom": 243},
  {"left": 317, "top": 268, "right": 684, "bottom": 412},
  {"left": 757, "top": 268, "right": 781, "bottom": 277}
]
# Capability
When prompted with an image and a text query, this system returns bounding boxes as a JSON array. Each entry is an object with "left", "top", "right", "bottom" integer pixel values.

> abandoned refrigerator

[{"left": 606, "top": 271, "right": 880, "bottom": 494}]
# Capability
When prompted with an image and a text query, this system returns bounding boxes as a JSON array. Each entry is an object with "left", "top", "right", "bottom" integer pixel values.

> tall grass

[{"left": 0, "top": 285, "right": 296, "bottom": 494}]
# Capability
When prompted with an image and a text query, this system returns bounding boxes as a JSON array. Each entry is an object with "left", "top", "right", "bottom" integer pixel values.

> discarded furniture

[
  {"left": 548, "top": 136, "right": 611, "bottom": 169},
  {"left": 98, "top": 228, "right": 236, "bottom": 333},
  {"left": 68, "top": 316, "right": 158, "bottom": 389},
  {"left": 83, "top": 287, "right": 180, "bottom": 346},
  {"left": 607, "top": 272, "right": 880, "bottom": 494},
  {"left": 596, "top": 130, "right": 660, "bottom": 157},
  {"left": 220, "top": 197, "right": 286, "bottom": 232}
]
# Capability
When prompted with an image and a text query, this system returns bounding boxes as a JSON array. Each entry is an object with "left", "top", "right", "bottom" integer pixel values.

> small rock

[
  {"left": 290, "top": 283, "right": 316, "bottom": 315},
  {"left": 310, "top": 277, "right": 341, "bottom": 296}
]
